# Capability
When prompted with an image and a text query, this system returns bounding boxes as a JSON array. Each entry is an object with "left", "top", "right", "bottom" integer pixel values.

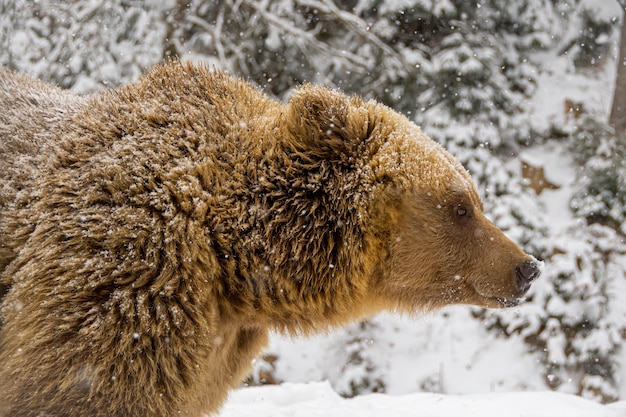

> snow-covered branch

[
  {"left": 242, "top": 0, "right": 369, "bottom": 70},
  {"left": 298, "top": 0, "right": 408, "bottom": 73}
]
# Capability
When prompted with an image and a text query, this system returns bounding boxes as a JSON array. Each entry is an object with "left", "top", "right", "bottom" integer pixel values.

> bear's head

[
  {"left": 384, "top": 176, "right": 542, "bottom": 310},
  {"left": 284, "top": 84, "right": 541, "bottom": 312}
]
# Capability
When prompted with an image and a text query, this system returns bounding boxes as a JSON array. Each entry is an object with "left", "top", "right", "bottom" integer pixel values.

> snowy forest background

[{"left": 1, "top": 0, "right": 626, "bottom": 405}]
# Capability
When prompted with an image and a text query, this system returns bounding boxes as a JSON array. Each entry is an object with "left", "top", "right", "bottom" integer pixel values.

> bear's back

[
  {"left": 0, "top": 69, "right": 85, "bottom": 157},
  {"left": 0, "top": 70, "right": 86, "bottom": 298},
  {"left": 0, "top": 69, "right": 87, "bottom": 205}
]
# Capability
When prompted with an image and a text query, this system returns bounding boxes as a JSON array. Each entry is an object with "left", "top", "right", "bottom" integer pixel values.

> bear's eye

[{"left": 455, "top": 204, "right": 471, "bottom": 219}]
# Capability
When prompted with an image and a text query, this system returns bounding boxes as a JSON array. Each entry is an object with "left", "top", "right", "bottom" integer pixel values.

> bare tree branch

[
  {"left": 610, "top": 5, "right": 626, "bottom": 133},
  {"left": 242, "top": 0, "right": 369, "bottom": 70},
  {"left": 298, "top": 0, "right": 408, "bottom": 74}
]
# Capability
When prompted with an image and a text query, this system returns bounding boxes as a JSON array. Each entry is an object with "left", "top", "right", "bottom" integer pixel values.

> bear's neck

[{"left": 207, "top": 138, "right": 393, "bottom": 334}]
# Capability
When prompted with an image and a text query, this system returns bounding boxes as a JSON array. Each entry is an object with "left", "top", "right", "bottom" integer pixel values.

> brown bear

[{"left": 0, "top": 61, "right": 541, "bottom": 417}]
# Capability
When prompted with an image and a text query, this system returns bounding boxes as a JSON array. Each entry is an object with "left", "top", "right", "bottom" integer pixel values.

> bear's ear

[{"left": 284, "top": 84, "right": 371, "bottom": 161}]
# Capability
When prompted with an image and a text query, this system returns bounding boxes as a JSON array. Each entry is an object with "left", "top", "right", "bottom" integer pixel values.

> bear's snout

[{"left": 515, "top": 259, "right": 542, "bottom": 294}]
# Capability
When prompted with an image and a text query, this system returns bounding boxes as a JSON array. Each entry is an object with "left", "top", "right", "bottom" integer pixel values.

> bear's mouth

[
  {"left": 471, "top": 282, "right": 528, "bottom": 308},
  {"left": 492, "top": 296, "right": 524, "bottom": 307},
  {"left": 475, "top": 290, "right": 525, "bottom": 308}
]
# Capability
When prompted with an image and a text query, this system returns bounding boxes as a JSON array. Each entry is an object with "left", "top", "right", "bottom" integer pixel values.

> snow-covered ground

[
  {"left": 220, "top": 381, "right": 626, "bottom": 417},
  {"left": 262, "top": 310, "right": 548, "bottom": 396}
]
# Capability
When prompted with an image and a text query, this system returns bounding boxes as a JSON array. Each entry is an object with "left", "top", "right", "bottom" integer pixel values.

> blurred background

[{"left": 2, "top": 0, "right": 625, "bottom": 404}]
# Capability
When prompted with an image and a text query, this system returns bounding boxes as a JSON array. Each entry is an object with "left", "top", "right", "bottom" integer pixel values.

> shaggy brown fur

[{"left": 0, "top": 61, "right": 540, "bottom": 417}]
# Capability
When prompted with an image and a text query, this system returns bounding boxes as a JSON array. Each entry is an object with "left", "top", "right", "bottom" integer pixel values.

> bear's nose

[{"left": 515, "top": 259, "right": 541, "bottom": 293}]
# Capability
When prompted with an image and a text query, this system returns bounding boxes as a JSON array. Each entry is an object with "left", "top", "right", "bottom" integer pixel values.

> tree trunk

[{"left": 609, "top": 7, "right": 626, "bottom": 133}]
